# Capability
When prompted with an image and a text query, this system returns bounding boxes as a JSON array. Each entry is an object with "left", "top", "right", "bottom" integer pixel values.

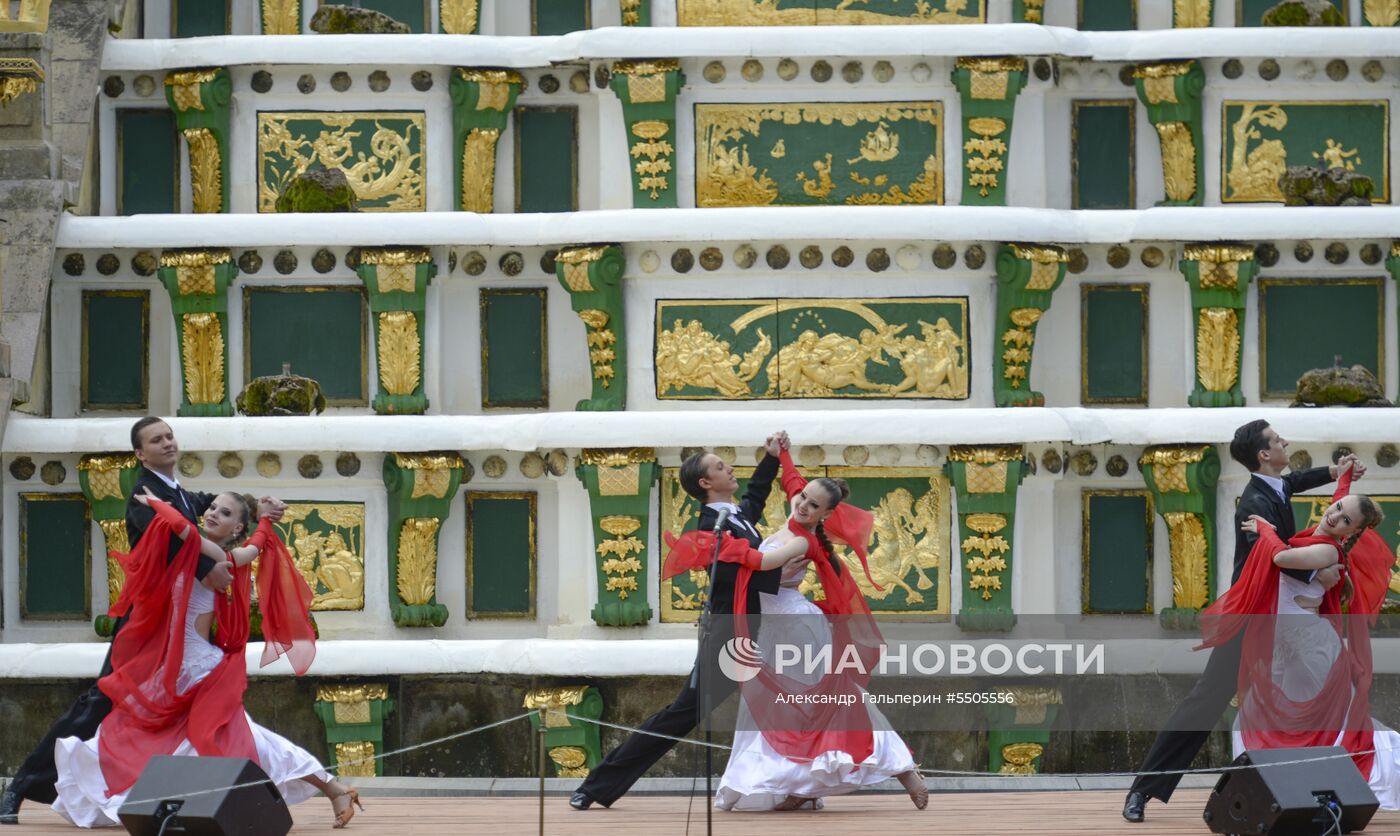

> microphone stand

[{"left": 692, "top": 514, "right": 727, "bottom": 836}]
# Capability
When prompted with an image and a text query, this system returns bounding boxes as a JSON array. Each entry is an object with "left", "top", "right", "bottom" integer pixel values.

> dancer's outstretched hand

[{"left": 1240, "top": 515, "right": 1274, "bottom": 535}]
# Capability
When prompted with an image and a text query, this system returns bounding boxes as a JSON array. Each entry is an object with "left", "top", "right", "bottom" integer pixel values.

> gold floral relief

[
  {"left": 98, "top": 520, "right": 129, "bottom": 606},
  {"left": 180, "top": 312, "right": 225, "bottom": 405},
  {"left": 1365, "top": 0, "right": 1400, "bottom": 26},
  {"left": 964, "top": 116, "right": 1007, "bottom": 198},
  {"left": 1000, "top": 742, "right": 1044, "bottom": 775},
  {"left": 597, "top": 515, "right": 644, "bottom": 600},
  {"left": 275, "top": 503, "right": 366, "bottom": 611},
  {"left": 440, "top": 0, "right": 480, "bottom": 32},
  {"left": 160, "top": 249, "right": 230, "bottom": 269},
  {"left": 333, "top": 742, "right": 377, "bottom": 778},
  {"left": 1163, "top": 512, "right": 1209, "bottom": 609},
  {"left": 1195, "top": 307, "right": 1240, "bottom": 392},
  {"left": 183, "top": 128, "right": 223, "bottom": 214},
  {"left": 396, "top": 517, "right": 440, "bottom": 606},
  {"left": 677, "top": 0, "right": 982, "bottom": 25},
  {"left": 377, "top": 311, "right": 422, "bottom": 396},
  {"left": 1173, "top": 0, "right": 1212, "bottom": 26},
  {"left": 461, "top": 127, "right": 501, "bottom": 212},
  {"left": 1154, "top": 121, "right": 1198, "bottom": 202},
  {"left": 1021, "top": 0, "right": 1044, "bottom": 21},
  {"left": 549, "top": 746, "right": 589, "bottom": 777},
  {"left": 405, "top": 459, "right": 455, "bottom": 500},
  {"left": 260, "top": 0, "right": 300, "bottom": 34},
  {"left": 630, "top": 120, "right": 675, "bottom": 200},
  {"left": 258, "top": 112, "right": 425, "bottom": 212}
]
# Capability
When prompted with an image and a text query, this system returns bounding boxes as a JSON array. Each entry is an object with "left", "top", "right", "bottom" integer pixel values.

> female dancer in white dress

[
  {"left": 1202, "top": 464, "right": 1397, "bottom": 806},
  {"left": 52, "top": 490, "right": 362, "bottom": 828},
  {"left": 715, "top": 435, "right": 925, "bottom": 812}
]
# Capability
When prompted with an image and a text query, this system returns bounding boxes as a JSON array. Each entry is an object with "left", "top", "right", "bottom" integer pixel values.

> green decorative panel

[
  {"left": 117, "top": 109, "right": 179, "bottom": 216},
  {"left": 338, "top": 0, "right": 429, "bottom": 31},
  {"left": 1079, "top": 0, "right": 1135, "bottom": 29},
  {"left": 1238, "top": 0, "right": 1343, "bottom": 24},
  {"left": 533, "top": 0, "right": 589, "bottom": 33},
  {"left": 1222, "top": 101, "right": 1388, "bottom": 203},
  {"left": 1082, "top": 490, "right": 1153, "bottom": 614},
  {"left": 695, "top": 103, "right": 944, "bottom": 207},
  {"left": 244, "top": 286, "right": 368, "bottom": 405},
  {"left": 20, "top": 493, "right": 91, "bottom": 620},
  {"left": 1259, "top": 278, "right": 1385, "bottom": 400},
  {"left": 514, "top": 107, "right": 578, "bottom": 213},
  {"left": 257, "top": 112, "right": 425, "bottom": 212},
  {"left": 466, "top": 492, "right": 537, "bottom": 617},
  {"left": 480, "top": 287, "right": 548, "bottom": 409},
  {"left": 1292, "top": 494, "right": 1400, "bottom": 609},
  {"left": 1072, "top": 100, "right": 1135, "bottom": 209},
  {"left": 173, "top": 0, "right": 228, "bottom": 36},
  {"left": 655, "top": 297, "right": 969, "bottom": 400},
  {"left": 1081, "top": 283, "right": 1148, "bottom": 404},
  {"left": 659, "top": 466, "right": 952, "bottom": 622},
  {"left": 273, "top": 502, "right": 366, "bottom": 611},
  {"left": 677, "top": 0, "right": 983, "bottom": 25},
  {"left": 82, "top": 290, "right": 148, "bottom": 411}
]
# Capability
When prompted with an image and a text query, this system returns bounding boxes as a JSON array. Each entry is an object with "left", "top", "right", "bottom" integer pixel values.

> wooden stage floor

[{"left": 9, "top": 790, "right": 1400, "bottom": 835}]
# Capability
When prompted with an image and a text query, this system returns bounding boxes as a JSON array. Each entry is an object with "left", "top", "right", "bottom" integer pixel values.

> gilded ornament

[
  {"left": 396, "top": 517, "right": 440, "bottom": 606},
  {"left": 258, "top": 112, "right": 424, "bottom": 212},
  {"left": 1164, "top": 512, "right": 1209, "bottom": 609},
  {"left": 629, "top": 120, "right": 675, "bottom": 200},
  {"left": 626, "top": 73, "right": 668, "bottom": 104},
  {"left": 277, "top": 503, "right": 367, "bottom": 609},
  {"left": 377, "top": 311, "right": 422, "bottom": 396},
  {"left": 597, "top": 515, "right": 644, "bottom": 599},
  {"left": 454, "top": 69, "right": 524, "bottom": 86},
  {"left": 1195, "top": 308, "right": 1240, "bottom": 392},
  {"left": 578, "top": 449, "right": 656, "bottom": 466},
  {"left": 261, "top": 0, "right": 300, "bottom": 33},
  {"left": 175, "top": 265, "right": 217, "bottom": 296},
  {"left": 1182, "top": 244, "right": 1254, "bottom": 265},
  {"left": 332, "top": 742, "right": 377, "bottom": 778},
  {"left": 968, "top": 70, "right": 1010, "bottom": 101},
  {"left": 182, "top": 127, "right": 224, "bottom": 213},
  {"left": 1154, "top": 121, "right": 1198, "bottom": 202},
  {"left": 318, "top": 684, "right": 390, "bottom": 704},
  {"left": 0, "top": 59, "right": 42, "bottom": 105},
  {"left": 1000, "top": 743, "right": 1044, "bottom": 775},
  {"left": 955, "top": 57, "right": 1028, "bottom": 75},
  {"left": 181, "top": 313, "right": 225, "bottom": 405},
  {"left": 1021, "top": 0, "right": 1045, "bottom": 22},
  {"left": 948, "top": 446, "right": 1024, "bottom": 464},
  {"left": 361, "top": 248, "right": 432, "bottom": 267},
  {"left": 549, "top": 746, "right": 589, "bottom": 777},
  {"left": 408, "top": 463, "right": 455, "bottom": 499},
  {"left": 523, "top": 686, "right": 590, "bottom": 712},
  {"left": 165, "top": 70, "right": 216, "bottom": 112},
  {"left": 964, "top": 462, "right": 1009, "bottom": 494},
  {"left": 475, "top": 81, "right": 514, "bottom": 112},
  {"left": 1225, "top": 104, "right": 1287, "bottom": 202},
  {"left": 160, "top": 249, "right": 232, "bottom": 269},
  {"left": 461, "top": 127, "right": 501, "bottom": 212},
  {"left": 1140, "top": 76, "right": 1178, "bottom": 106},
  {"left": 1174, "top": 0, "right": 1212, "bottom": 26},
  {"left": 99, "top": 520, "right": 129, "bottom": 605},
  {"left": 964, "top": 117, "right": 1008, "bottom": 197},
  {"left": 1365, "top": 0, "right": 1400, "bottom": 27},
  {"left": 620, "top": 0, "right": 643, "bottom": 25},
  {"left": 1132, "top": 61, "right": 1194, "bottom": 79},
  {"left": 597, "top": 463, "right": 642, "bottom": 496},
  {"left": 79, "top": 454, "right": 137, "bottom": 499}
]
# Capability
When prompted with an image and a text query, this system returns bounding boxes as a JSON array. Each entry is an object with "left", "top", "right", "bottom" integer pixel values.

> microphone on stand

[{"left": 713, "top": 507, "right": 731, "bottom": 533}]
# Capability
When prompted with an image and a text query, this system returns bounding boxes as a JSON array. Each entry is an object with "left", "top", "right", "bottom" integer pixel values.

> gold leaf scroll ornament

[
  {"left": 597, "top": 515, "right": 643, "bottom": 599},
  {"left": 1155, "top": 122, "right": 1198, "bottom": 203},
  {"left": 181, "top": 312, "right": 225, "bottom": 405},
  {"left": 1174, "top": 0, "right": 1212, "bottom": 26},
  {"left": 964, "top": 117, "right": 1007, "bottom": 198},
  {"left": 440, "top": 0, "right": 480, "bottom": 33},
  {"left": 1164, "top": 512, "right": 1209, "bottom": 609},
  {"left": 99, "top": 520, "right": 130, "bottom": 605},
  {"left": 184, "top": 128, "right": 223, "bottom": 214},
  {"left": 1365, "top": 0, "right": 1400, "bottom": 26},
  {"left": 377, "top": 311, "right": 422, "bottom": 395},
  {"left": 261, "top": 0, "right": 300, "bottom": 34},
  {"left": 396, "top": 517, "right": 440, "bottom": 605},
  {"left": 1195, "top": 308, "right": 1240, "bottom": 392},
  {"left": 461, "top": 127, "right": 501, "bottom": 212}
]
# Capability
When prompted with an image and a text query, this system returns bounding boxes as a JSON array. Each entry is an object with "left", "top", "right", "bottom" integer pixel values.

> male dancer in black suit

[
  {"left": 570, "top": 434, "right": 808, "bottom": 810},
  {"left": 1, "top": 417, "right": 231, "bottom": 824},
  {"left": 1122, "top": 419, "right": 1363, "bottom": 822}
]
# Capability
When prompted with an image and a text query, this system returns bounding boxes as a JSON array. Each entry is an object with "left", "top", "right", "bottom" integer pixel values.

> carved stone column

[
  {"left": 355, "top": 247, "right": 436, "bottom": 415},
  {"left": 951, "top": 58, "right": 1028, "bottom": 207},
  {"left": 439, "top": 0, "right": 481, "bottom": 32},
  {"left": 576, "top": 449, "right": 658, "bottom": 627},
  {"left": 1139, "top": 444, "right": 1220, "bottom": 630},
  {"left": 1172, "top": 0, "right": 1213, "bottom": 26},
  {"left": 555, "top": 245, "right": 626, "bottom": 411},
  {"left": 258, "top": 0, "right": 301, "bottom": 33},
  {"left": 1011, "top": 1, "right": 1045, "bottom": 22},
  {"left": 608, "top": 60, "right": 684, "bottom": 208},
  {"left": 449, "top": 69, "right": 523, "bottom": 212},
  {"left": 1179, "top": 244, "right": 1256, "bottom": 407},
  {"left": 383, "top": 453, "right": 466, "bottom": 627},
  {"left": 1133, "top": 60, "right": 1204, "bottom": 206},
  {"left": 524, "top": 686, "right": 605, "bottom": 776},
  {"left": 619, "top": 0, "right": 650, "bottom": 25},
  {"left": 158, "top": 248, "right": 236, "bottom": 416},
  {"left": 164, "top": 68, "right": 232, "bottom": 213},
  {"left": 77, "top": 453, "right": 139, "bottom": 637},
  {"left": 993, "top": 244, "right": 1067, "bottom": 407},
  {"left": 944, "top": 445, "right": 1026, "bottom": 632},
  {"left": 313, "top": 684, "right": 395, "bottom": 777},
  {"left": 983, "top": 687, "right": 1061, "bottom": 774}
]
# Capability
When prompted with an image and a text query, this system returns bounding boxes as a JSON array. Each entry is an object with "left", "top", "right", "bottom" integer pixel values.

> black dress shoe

[
  {"left": 0, "top": 787, "right": 21, "bottom": 825},
  {"left": 569, "top": 791, "right": 594, "bottom": 811},
  {"left": 1121, "top": 790, "right": 1147, "bottom": 823}
]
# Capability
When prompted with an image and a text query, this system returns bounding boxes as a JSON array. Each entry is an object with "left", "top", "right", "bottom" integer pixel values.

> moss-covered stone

[
  {"left": 1279, "top": 165, "right": 1373, "bottom": 207},
  {"left": 309, "top": 4, "right": 410, "bottom": 34},
  {"left": 236, "top": 369, "right": 328, "bottom": 416},
  {"left": 1261, "top": 0, "right": 1346, "bottom": 25},
  {"left": 1293, "top": 364, "right": 1392, "bottom": 407},
  {"left": 274, "top": 167, "right": 358, "bottom": 213}
]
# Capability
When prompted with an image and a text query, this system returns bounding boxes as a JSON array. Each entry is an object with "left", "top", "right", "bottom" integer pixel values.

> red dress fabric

[
  {"left": 1197, "top": 469, "right": 1391, "bottom": 776},
  {"left": 96, "top": 510, "right": 315, "bottom": 795}
]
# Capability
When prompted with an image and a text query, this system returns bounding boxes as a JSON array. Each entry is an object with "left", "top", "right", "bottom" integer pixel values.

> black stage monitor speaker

[
  {"left": 117, "top": 755, "right": 292, "bottom": 836},
  {"left": 1203, "top": 746, "right": 1378, "bottom": 835}
]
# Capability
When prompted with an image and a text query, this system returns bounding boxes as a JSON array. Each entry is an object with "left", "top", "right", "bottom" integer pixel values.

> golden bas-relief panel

[
  {"left": 257, "top": 112, "right": 426, "bottom": 212},
  {"left": 270, "top": 502, "right": 367, "bottom": 610},
  {"left": 695, "top": 103, "right": 944, "bottom": 207},
  {"left": 1222, "top": 101, "right": 1389, "bottom": 202},
  {"left": 678, "top": 0, "right": 984, "bottom": 25},
  {"left": 660, "top": 466, "right": 952, "bottom": 622},
  {"left": 656, "top": 298, "right": 969, "bottom": 400}
]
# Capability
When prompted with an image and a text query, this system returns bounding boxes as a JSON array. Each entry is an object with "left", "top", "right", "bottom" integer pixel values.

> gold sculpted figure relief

[
  {"left": 1224, "top": 101, "right": 1389, "bottom": 202},
  {"left": 677, "top": 0, "right": 981, "bottom": 25},
  {"left": 273, "top": 503, "right": 366, "bottom": 611},
  {"left": 258, "top": 112, "right": 425, "bottom": 212}
]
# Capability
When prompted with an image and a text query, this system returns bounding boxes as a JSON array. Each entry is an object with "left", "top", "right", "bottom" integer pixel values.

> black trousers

[
  {"left": 1130, "top": 631, "right": 1243, "bottom": 802},
  {"left": 577, "top": 635, "right": 739, "bottom": 807}
]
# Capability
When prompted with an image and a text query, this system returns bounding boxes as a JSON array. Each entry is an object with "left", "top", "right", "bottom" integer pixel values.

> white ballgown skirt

[
  {"left": 51, "top": 632, "right": 331, "bottom": 828},
  {"left": 1231, "top": 611, "right": 1400, "bottom": 810},
  {"left": 715, "top": 586, "right": 916, "bottom": 811}
]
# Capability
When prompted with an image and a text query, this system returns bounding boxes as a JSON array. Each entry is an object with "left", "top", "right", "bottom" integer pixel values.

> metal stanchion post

[{"left": 538, "top": 709, "right": 547, "bottom": 836}]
